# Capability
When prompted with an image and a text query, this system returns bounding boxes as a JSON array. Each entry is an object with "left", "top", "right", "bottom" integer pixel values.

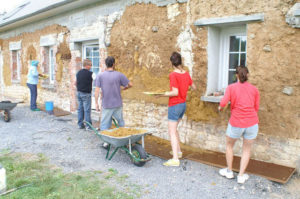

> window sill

[
  {"left": 11, "top": 80, "right": 21, "bottom": 84},
  {"left": 41, "top": 83, "right": 56, "bottom": 91},
  {"left": 200, "top": 96, "right": 223, "bottom": 103}
]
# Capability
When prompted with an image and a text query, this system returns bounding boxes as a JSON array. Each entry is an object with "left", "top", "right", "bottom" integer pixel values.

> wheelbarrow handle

[
  {"left": 83, "top": 121, "right": 100, "bottom": 135},
  {"left": 112, "top": 117, "right": 119, "bottom": 128}
]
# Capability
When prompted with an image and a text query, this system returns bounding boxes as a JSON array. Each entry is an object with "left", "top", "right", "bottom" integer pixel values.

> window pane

[
  {"left": 92, "top": 58, "right": 99, "bottom": 67},
  {"left": 241, "top": 36, "right": 247, "bottom": 52},
  {"left": 229, "top": 36, "right": 240, "bottom": 52},
  {"left": 85, "top": 48, "right": 92, "bottom": 57},
  {"left": 240, "top": 53, "right": 246, "bottom": 66},
  {"left": 229, "top": 53, "right": 239, "bottom": 69},
  {"left": 93, "top": 47, "right": 99, "bottom": 57},
  {"left": 50, "top": 49, "right": 55, "bottom": 81},
  {"left": 228, "top": 71, "right": 237, "bottom": 85},
  {"left": 92, "top": 68, "right": 99, "bottom": 74},
  {"left": 93, "top": 51, "right": 99, "bottom": 57}
]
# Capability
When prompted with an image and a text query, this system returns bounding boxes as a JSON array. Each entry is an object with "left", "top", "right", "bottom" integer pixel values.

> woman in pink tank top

[{"left": 218, "top": 66, "right": 260, "bottom": 184}]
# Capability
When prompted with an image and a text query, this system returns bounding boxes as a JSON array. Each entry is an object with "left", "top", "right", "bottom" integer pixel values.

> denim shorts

[
  {"left": 226, "top": 123, "right": 259, "bottom": 140},
  {"left": 168, "top": 102, "right": 186, "bottom": 122}
]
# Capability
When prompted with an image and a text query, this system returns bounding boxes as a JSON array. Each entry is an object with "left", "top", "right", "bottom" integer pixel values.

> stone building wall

[{"left": 123, "top": 99, "right": 300, "bottom": 167}]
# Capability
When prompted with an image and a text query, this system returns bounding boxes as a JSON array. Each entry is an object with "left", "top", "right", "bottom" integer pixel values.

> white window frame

[
  {"left": 49, "top": 47, "right": 55, "bottom": 84},
  {"left": 219, "top": 26, "right": 247, "bottom": 90},
  {"left": 201, "top": 25, "right": 247, "bottom": 103},
  {"left": 82, "top": 41, "right": 100, "bottom": 110},
  {"left": 82, "top": 43, "right": 100, "bottom": 72},
  {"left": 11, "top": 50, "right": 21, "bottom": 83},
  {"left": 82, "top": 42, "right": 100, "bottom": 81},
  {"left": 16, "top": 50, "right": 21, "bottom": 81}
]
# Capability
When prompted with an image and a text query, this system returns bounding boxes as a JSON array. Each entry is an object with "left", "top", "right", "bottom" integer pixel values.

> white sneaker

[
  {"left": 102, "top": 142, "right": 109, "bottom": 150},
  {"left": 237, "top": 174, "right": 249, "bottom": 184},
  {"left": 219, "top": 168, "right": 234, "bottom": 179}
]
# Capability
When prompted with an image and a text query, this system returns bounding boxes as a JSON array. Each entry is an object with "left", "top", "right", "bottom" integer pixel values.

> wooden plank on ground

[
  {"left": 38, "top": 105, "right": 71, "bottom": 117},
  {"left": 144, "top": 135, "right": 295, "bottom": 184}
]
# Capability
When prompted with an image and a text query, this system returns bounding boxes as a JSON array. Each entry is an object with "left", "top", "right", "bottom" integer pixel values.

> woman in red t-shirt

[
  {"left": 161, "top": 52, "right": 196, "bottom": 167},
  {"left": 219, "top": 66, "right": 260, "bottom": 184}
]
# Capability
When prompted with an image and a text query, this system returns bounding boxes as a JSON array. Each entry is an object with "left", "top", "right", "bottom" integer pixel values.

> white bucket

[{"left": 0, "top": 164, "right": 6, "bottom": 193}]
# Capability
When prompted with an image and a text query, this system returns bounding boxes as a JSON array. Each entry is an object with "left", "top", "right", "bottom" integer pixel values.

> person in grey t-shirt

[{"left": 94, "top": 56, "right": 132, "bottom": 132}]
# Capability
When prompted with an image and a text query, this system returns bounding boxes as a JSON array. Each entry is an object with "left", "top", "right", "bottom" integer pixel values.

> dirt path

[{"left": 0, "top": 105, "right": 299, "bottom": 199}]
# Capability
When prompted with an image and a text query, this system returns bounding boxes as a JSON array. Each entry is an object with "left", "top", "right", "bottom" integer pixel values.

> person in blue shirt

[{"left": 27, "top": 60, "right": 41, "bottom": 111}]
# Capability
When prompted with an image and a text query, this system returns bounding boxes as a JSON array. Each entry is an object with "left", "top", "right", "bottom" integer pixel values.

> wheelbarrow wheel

[
  {"left": 4, "top": 110, "right": 10, "bottom": 122},
  {"left": 131, "top": 144, "right": 147, "bottom": 167}
]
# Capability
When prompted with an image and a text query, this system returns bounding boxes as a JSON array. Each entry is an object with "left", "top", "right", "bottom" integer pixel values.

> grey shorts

[{"left": 226, "top": 123, "right": 259, "bottom": 140}]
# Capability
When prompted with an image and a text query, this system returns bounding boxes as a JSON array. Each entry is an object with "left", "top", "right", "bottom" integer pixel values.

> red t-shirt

[
  {"left": 168, "top": 72, "right": 193, "bottom": 107},
  {"left": 220, "top": 82, "right": 260, "bottom": 128}
]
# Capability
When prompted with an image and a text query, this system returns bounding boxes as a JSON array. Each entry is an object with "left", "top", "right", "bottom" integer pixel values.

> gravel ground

[{"left": 0, "top": 105, "right": 299, "bottom": 199}]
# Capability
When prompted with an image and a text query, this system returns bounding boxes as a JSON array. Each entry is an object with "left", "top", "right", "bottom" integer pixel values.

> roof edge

[{"left": 0, "top": 0, "right": 78, "bottom": 28}]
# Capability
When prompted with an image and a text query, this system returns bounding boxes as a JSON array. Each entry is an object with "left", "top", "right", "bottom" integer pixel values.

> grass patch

[{"left": 0, "top": 153, "right": 140, "bottom": 199}]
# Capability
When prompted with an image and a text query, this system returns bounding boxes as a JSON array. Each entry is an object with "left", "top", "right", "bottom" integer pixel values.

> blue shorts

[
  {"left": 100, "top": 107, "right": 125, "bottom": 130},
  {"left": 226, "top": 123, "right": 259, "bottom": 140},
  {"left": 168, "top": 102, "right": 186, "bottom": 122}
]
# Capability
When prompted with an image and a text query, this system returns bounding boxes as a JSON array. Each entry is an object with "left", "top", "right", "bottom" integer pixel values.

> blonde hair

[{"left": 83, "top": 59, "right": 92, "bottom": 67}]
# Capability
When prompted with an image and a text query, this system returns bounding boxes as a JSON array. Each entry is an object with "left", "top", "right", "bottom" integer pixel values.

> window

[
  {"left": 219, "top": 27, "right": 247, "bottom": 89},
  {"left": 11, "top": 50, "right": 21, "bottom": 82},
  {"left": 82, "top": 43, "right": 100, "bottom": 110},
  {"left": 49, "top": 48, "right": 55, "bottom": 83},
  {"left": 83, "top": 44, "right": 100, "bottom": 91},
  {"left": 227, "top": 36, "right": 247, "bottom": 84},
  {"left": 83, "top": 45, "right": 100, "bottom": 75},
  {"left": 41, "top": 46, "right": 55, "bottom": 85},
  {"left": 194, "top": 14, "right": 263, "bottom": 103},
  {"left": 202, "top": 25, "right": 247, "bottom": 102}
]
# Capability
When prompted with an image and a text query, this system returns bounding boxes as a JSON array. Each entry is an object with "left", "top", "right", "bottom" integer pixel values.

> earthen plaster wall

[
  {"left": 0, "top": 25, "right": 71, "bottom": 109},
  {"left": 189, "top": 0, "right": 300, "bottom": 139},
  {"left": 108, "top": 1, "right": 299, "bottom": 140},
  {"left": 107, "top": 1, "right": 299, "bottom": 166}
]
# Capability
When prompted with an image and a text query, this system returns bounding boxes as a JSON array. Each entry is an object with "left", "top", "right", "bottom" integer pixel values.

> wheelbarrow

[
  {"left": 0, "top": 101, "right": 17, "bottom": 122},
  {"left": 84, "top": 121, "right": 152, "bottom": 167}
]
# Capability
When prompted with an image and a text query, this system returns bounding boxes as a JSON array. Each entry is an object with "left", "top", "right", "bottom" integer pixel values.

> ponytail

[{"left": 236, "top": 66, "right": 248, "bottom": 83}]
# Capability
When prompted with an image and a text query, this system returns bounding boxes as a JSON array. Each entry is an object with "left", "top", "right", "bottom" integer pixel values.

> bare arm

[
  {"left": 191, "top": 83, "right": 196, "bottom": 90},
  {"left": 164, "top": 87, "right": 178, "bottom": 97},
  {"left": 254, "top": 89, "right": 260, "bottom": 112},
  {"left": 95, "top": 87, "right": 101, "bottom": 111},
  {"left": 122, "top": 81, "right": 133, "bottom": 90},
  {"left": 219, "top": 87, "right": 230, "bottom": 111}
]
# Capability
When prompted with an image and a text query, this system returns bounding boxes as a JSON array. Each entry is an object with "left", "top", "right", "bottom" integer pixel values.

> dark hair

[
  {"left": 170, "top": 52, "right": 182, "bottom": 67},
  {"left": 235, "top": 65, "right": 248, "bottom": 83},
  {"left": 105, "top": 56, "right": 115, "bottom": 68}
]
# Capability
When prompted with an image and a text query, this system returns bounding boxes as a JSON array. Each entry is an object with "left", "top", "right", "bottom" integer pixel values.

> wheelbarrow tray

[
  {"left": 0, "top": 101, "right": 17, "bottom": 111},
  {"left": 97, "top": 128, "right": 152, "bottom": 147},
  {"left": 84, "top": 122, "right": 153, "bottom": 166}
]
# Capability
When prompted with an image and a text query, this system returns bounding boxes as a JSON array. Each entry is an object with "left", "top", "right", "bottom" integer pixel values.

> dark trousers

[{"left": 27, "top": 83, "right": 37, "bottom": 110}]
